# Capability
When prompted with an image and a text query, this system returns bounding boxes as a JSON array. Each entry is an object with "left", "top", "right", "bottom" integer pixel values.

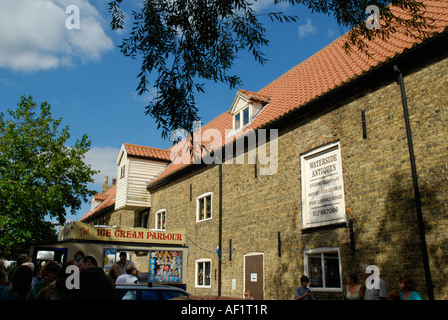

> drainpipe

[
  {"left": 218, "top": 163, "right": 223, "bottom": 296},
  {"left": 393, "top": 65, "right": 434, "bottom": 300}
]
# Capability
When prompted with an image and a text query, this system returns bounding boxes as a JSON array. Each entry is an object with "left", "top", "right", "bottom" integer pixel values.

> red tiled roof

[
  {"left": 238, "top": 89, "right": 270, "bottom": 103},
  {"left": 153, "top": 112, "right": 233, "bottom": 182},
  {"left": 80, "top": 185, "right": 117, "bottom": 222},
  {"left": 147, "top": 0, "right": 448, "bottom": 188},
  {"left": 251, "top": 1, "right": 448, "bottom": 130},
  {"left": 94, "top": 193, "right": 108, "bottom": 201},
  {"left": 125, "top": 143, "right": 171, "bottom": 161}
]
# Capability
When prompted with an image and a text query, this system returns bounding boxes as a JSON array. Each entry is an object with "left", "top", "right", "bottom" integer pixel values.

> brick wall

[
  {"left": 86, "top": 208, "right": 137, "bottom": 228},
  {"left": 149, "top": 48, "right": 448, "bottom": 299}
]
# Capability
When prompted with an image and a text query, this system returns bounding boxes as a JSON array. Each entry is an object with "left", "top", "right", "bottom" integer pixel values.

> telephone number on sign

[{"left": 312, "top": 206, "right": 338, "bottom": 216}]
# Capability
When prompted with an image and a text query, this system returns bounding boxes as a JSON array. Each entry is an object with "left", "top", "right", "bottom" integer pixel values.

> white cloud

[
  {"left": 84, "top": 146, "right": 120, "bottom": 186},
  {"left": 0, "top": 0, "right": 113, "bottom": 72},
  {"left": 298, "top": 19, "right": 317, "bottom": 39},
  {"left": 327, "top": 29, "right": 337, "bottom": 38}
]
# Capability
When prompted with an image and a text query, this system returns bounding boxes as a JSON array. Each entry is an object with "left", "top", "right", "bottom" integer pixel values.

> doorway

[{"left": 244, "top": 253, "right": 264, "bottom": 300}]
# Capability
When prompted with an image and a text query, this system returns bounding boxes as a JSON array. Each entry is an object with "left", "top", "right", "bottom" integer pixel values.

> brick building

[
  {"left": 144, "top": 1, "right": 448, "bottom": 299},
  {"left": 79, "top": 1, "right": 448, "bottom": 299}
]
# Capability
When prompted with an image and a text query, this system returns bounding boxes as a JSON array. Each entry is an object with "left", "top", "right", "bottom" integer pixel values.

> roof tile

[
  {"left": 146, "top": 0, "right": 448, "bottom": 187},
  {"left": 125, "top": 143, "right": 171, "bottom": 161},
  {"left": 80, "top": 185, "right": 116, "bottom": 221}
]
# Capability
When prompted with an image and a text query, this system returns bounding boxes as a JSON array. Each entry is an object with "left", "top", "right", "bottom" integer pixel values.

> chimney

[
  {"left": 102, "top": 176, "right": 110, "bottom": 194},
  {"left": 112, "top": 178, "right": 117, "bottom": 185}
]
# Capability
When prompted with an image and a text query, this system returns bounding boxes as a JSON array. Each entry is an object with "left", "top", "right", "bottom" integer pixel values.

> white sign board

[
  {"left": 250, "top": 273, "right": 257, "bottom": 282},
  {"left": 301, "top": 142, "right": 346, "bottom": 229}
]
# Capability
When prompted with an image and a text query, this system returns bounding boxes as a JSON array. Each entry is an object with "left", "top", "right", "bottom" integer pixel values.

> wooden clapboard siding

[
  {"left": 115, "top": 147, "right": 129, "bottom": 210},
  {"left": 115, "top": 143, "right": 169, "bottom": 210},
  {"left": 125, "top": 158, "right": 168, "bottom": 207}
]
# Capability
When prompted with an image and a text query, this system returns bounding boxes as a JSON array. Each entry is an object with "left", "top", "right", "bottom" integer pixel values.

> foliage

[
  {"left": 108, "top": 0, "right": 432, "bottom": 138},
  {"left": 0, "top": 96, "right": 98, "bottom": 258}
]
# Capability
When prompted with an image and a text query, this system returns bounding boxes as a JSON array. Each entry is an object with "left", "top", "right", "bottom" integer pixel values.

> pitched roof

[
  {"left": 251, "top": 1, "right": 448, "bottom": 131},
  {"left": 124, "top": 143, "right": 171, "bottom": 161},
  {"left": 238, "top": 89, "right": 270, "bottom": 104},
  {"left": 152, "top": 112, "right": 233, "bottom": 183},
  {"left": 147, "top": 0, "right": 448, "bottom": 188},
  {"left": 80, "top": 185, "right": 117, "bottom": 222}
]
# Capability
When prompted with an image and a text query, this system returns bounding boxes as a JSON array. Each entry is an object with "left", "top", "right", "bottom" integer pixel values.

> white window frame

[
  {"left": 196, "top": 192, "right": 212, "bottom": 222},
  {"left": 195, "top": 258, "right": 212, "bottom": 288},
  {"left": 155, "top": 209, "right": 166, "bottom": 231},
  {"left": 303, "top": 247, "right": 342, "bottom": 293},
  {"left": 233, "top": 106, "right": 251, "bottom": 130},
  {"left": 120, "top": 165, "right": 126, "bottom": 179}
]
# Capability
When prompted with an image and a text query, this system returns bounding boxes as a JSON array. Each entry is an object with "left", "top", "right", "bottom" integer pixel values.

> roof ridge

[
  {"left": 124, "top": 143, "right": 169, "bottom": 152},
  {"left": 258, "top": 33, "right": 349, "bottom": 95}
]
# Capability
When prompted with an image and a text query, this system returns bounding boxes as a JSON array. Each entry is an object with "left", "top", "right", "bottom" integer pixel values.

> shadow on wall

[{"left": 376, "top": 169, "right": 448, "bottom": 299}]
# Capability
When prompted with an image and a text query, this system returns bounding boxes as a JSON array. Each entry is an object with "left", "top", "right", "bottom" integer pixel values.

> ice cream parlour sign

[
  {"left": 301, "top": 141, "right": 346, "bottom": 229},
  {"left": 59, "top": 221, "right": 186, "bottom": 245}
]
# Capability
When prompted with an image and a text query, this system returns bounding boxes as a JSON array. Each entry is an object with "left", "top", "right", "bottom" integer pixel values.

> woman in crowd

[
  {"left": 0, "top": 265, "right": 33, "bottom": 300},
  {"left": 398, "top": 276, "right": 423, "bottom": 300},
  {"left": 343, "top": 271, "right": 365, "bottom": 300}
]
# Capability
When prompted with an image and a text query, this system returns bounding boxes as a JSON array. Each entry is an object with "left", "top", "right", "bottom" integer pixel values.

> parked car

[{"left": 114, "top": 283, "right": 189, "bottom": 300}]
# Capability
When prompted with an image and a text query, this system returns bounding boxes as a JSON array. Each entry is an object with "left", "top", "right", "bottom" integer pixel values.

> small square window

[
  {"left": 196, "top": 260, "right": 211, "bottom": 287},
  {"left": 197, "top": 193, "right": 212, "bottom": 222},
  {"left": 155, "top": 210, "right": 166, "bottom": 231},
  {"left": 304, "top": 248, "right": 342, "bottom": 292},
  {"left": 120, "top": 165, "right": 126, "bottom": 179},
  {"left": 233, "top": 107, "right": 251, "bottom": 130}
]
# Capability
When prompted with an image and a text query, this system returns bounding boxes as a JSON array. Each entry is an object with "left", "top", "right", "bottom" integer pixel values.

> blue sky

[{"left": 0, "top": 0, "right": 345, "bottom": 222}]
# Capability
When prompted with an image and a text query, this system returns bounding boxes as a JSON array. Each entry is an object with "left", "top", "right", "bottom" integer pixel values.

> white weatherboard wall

[
  {"left": 115, "top": 147, "right": 129, "bottom": 210},
  {"left": 115, "top": 146, "right": 168, "bottom": 211},
  {"left": 126, "top": 158, "right": 168, "bottom": 208}
]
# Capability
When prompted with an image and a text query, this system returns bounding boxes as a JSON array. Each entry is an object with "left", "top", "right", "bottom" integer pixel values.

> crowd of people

[
  {"left": 294, "top": 264, "right": 424, "bottom": 300},
  {"left": 0, "top": 252, "right": 139, "bottom": 300},
  {"left": 1, "top": 254, "right": 425, "bottom": 301}
]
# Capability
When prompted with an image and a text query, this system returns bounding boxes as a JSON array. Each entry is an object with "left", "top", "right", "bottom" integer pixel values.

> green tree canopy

[
  {"left": 0, "top": 96, "right": 98, "bottom": 258},
  {"left": 108, "top": 0, "right": 431, "bottom": 138}
]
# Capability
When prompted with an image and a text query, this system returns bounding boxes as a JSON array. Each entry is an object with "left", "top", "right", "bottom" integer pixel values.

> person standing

[
  {"left": 7, "top": 254, "right": 29, "bottom": 282},
  {"left": 0, "top": 265, "right": 33, "bottom": 300},
  {"left": 29, "top": 260, "right": 60, "bottom": 299},
  {"left": 294, "top": 275, "right": 315, "bottom": 300},
  {"left": 362, "top": 264, "right": 388, "bottom": 300},
  {"left": 73, "top": 255, "right": 115, "bottom": 300},
  {"left": 116, "top": 252, "right": 137, "bottom": 275},
  {"left": 343, "top": 271, "right": 365, "bottom": 300},
  {"left": 398, "top": 276, "right": 423, "bottom": 300},
  {"left": 115, "top": 265, "right": 138, "bottom": 284}
]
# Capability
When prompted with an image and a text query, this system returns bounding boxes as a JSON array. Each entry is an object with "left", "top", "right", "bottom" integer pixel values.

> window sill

[{"left": 196, "top": 217, "right": 212, "bottom": 223}]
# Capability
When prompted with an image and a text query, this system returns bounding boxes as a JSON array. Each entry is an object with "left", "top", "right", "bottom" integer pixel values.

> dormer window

[
  {"left": 242, "top": 107, "right": 250, "bottom": 126},
  {"left": 230, "top": 90, "right": 269, "bottom": 131},
  {"left": 234, "top": 106, "right": 250, "bottom": 130}
]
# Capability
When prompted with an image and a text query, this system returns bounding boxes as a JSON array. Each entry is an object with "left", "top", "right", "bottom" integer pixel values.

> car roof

[{"left": 115, "top": 283, "right": 187, "bottom": 292}]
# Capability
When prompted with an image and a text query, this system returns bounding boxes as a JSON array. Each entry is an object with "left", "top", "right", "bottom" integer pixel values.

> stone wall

[{"left": 149, "top": 48, "right": 448, "bottom": 299}]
